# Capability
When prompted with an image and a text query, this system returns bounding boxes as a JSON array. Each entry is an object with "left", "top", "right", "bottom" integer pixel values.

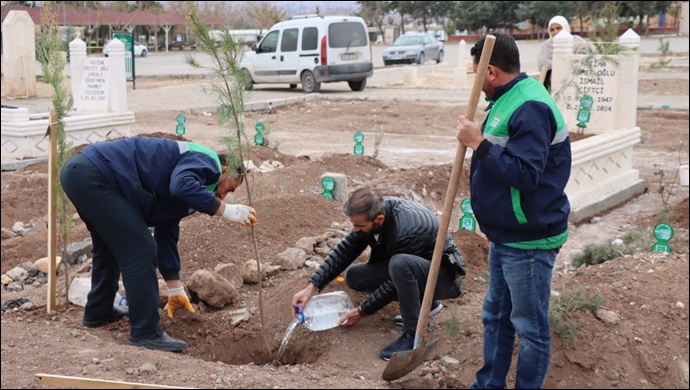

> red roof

[{"left": 1, "top": 5, "right": 222, "bottom": 27}]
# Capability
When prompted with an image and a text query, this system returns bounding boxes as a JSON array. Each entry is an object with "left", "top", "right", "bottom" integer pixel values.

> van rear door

[{"left": 326, "top": 20, "right": 370, "bottom": 66}]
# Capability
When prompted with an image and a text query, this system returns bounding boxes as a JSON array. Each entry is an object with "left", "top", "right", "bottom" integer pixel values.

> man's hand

[
  {"left": 338, "top": 307, "right": 363, "bottom": 327},
  {"left": 291, "top": 284, "right": 317, "bottom": 319},
  {"left": 222, "top": 204, "right": 257, "bottom": 226},
  {"left": 456, "top": 115, "right": 484, "bottom": 151},
  {"left": 167, "top": 287, "right": 195, "bottom": 318}
]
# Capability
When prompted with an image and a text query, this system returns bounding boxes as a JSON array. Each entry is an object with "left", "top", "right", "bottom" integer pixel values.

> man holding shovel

[{"left": 455, "top": 33, "right": 571, "bottom": 389}]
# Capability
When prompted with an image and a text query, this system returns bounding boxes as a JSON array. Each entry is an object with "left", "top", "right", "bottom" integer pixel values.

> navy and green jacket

[
  {"left": 471, "top": 73, "right": 571, "bottom": 249},
  {"left": 80, "top": 137, "right": 223, "bottom": 279}
]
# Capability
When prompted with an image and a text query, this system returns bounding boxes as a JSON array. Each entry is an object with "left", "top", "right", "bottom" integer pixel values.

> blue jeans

[{"left": 469, "top": 243, "right": 558, "bottom": 389}]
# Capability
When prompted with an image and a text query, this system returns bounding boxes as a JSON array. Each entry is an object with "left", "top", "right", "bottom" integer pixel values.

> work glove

[
  {"left": 166, "top": 287, "right": 195, "bottom": 319},
  {"left": 222, "top": 204, "right": 257, "bottom": 226}
]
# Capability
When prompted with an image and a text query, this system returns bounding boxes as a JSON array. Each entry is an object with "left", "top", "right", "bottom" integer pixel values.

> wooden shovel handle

[{"left": 414, "top": 35, "right": 496, "bottom": 346}]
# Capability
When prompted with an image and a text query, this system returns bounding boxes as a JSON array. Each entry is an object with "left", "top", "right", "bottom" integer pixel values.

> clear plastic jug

[{"left": 296, "top": 291, "right": 354, "bottom": 331}]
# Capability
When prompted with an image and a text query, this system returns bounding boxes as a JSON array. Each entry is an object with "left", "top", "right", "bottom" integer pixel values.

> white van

[{"left": 240, "top": 15, "right": 373, "bottom": 93}]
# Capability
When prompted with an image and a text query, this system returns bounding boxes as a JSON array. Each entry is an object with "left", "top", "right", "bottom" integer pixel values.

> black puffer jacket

[{"left": 309, "top": 197, "right": 466, "bottom": 315}]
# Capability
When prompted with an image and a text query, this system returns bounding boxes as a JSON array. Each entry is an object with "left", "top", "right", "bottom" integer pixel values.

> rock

[
  {"left": 294, "top": 237, "right": 316, "bottom": 256},
  {"left": 243, "top": 160, "right": 257, "bottom": 173},
  {"left": 6, "top": 266, "right": 29, "bottom": 282},
  {"left": 265, "top": 264, "right": 281, "bottom": 277},
  {"left": 679, "top": 359, "right": 689, "bottom": 384},
  {"left": 11, "top": 221, "right": 25, "bottom": 234},
  {"left": 314, "top": 245, "right": 331, "bottom": 257},
  {"left": 66, "top": 240, "right": 93, "bottom": 265},
  {"left": 440, "top": 356, "right": 460, "bottom": 366},
  {"left": 18, "top": 261, "right": 39, "bottom": 278},
  {"left": 221, "top": 308, "right": 250, "bottom": 326},
  {"left": 19, "top": 226, "right": 40, "bottom": 237},
  {"left": 187, "top": 270, "right": 238, "bottom": 308},
  {"left": 595, "top": 309, "right": 621, "bottom": 324},
  {"left": 6, "top": 282, "right": 23, "bottom": 292},
  {"left": 139, "top": 363, "right": 157, "bottom": 374},
  {"left": 326, "top": 237, "right": 341, "bottom": 249},
  {"left": 1, "top": 227, "right": 16, "bottom": 239},
  {"left": 304, "top": 260, "right": 320, "bottom": 269},
  {"left": 676, "top": 302, "right": 685, "bottom": 309},
  {"left": 275, "top": 248, "right": 307, "bottom": 270},
  {"left": 34, "top": 256, "right": 62, "bottom": 274},
  {"left": 214, "top": 263, "right": 244, "bottom": 290},
  {"left": 1, "top": 274, "right": 13, "bottom": 285},
  {"left": 241, "top": 259, "right": 266, "bottom": 284}
]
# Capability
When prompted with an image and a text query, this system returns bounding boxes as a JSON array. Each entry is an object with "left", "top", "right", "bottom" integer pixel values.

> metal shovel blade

[{"left": 381, "top": 338, "right": 439, "bottom": 381}]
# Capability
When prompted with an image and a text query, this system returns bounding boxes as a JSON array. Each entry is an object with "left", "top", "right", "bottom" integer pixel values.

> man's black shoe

[
  {"left": 128, "top": 332, "right": 187, "bottom": 352},
  {"left": 82, "top": 305, "right": 129, "bottom": 328},
  {"left": 379, "top": 332, "right": 415, "bottom": 361},
  {"left": 394, "top": 300, "right": 443, "bottom": 326}
]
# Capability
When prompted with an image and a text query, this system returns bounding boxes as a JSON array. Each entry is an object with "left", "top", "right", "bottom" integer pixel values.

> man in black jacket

[{"left": 291, "top": 187, "right": 466, "bottom": 360}]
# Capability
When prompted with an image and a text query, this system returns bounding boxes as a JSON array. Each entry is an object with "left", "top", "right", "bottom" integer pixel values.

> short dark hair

[
  {"left": 343, "top": 187, "right": 385, "bottom": 220},
  {"left": 470, "top": 32, "right": 520, "bottom": 75},
  {"left": 218, "top": 153, "right": 245, "bottom": 176}
]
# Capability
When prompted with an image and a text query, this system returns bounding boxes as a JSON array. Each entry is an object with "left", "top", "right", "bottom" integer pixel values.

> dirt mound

[{"left": 1, "top": 104, "right": 688, "bottom": 389}]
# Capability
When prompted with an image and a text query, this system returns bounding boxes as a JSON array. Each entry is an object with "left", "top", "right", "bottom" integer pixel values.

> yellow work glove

[
  {"left": 167, "top": 287, "right": 195, "bottom": 319},
  {"left": 222, "top": 204, "right": 257, "bottom": 226}
]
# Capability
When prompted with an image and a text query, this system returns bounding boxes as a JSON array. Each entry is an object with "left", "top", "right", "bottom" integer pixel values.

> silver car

[{"left": 382, "top": 33, "right": 444, "bottom": 65}]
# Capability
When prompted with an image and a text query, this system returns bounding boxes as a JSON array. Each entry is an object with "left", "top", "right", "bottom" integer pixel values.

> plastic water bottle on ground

[
  {"left": 68, "top": 277, "right": 127, "bottom": 307},
  {"left": 296, "top": 291, "right": 354, "bottom": 331},
  {"left": 68, "top": 277, "right": 91, "bottom": 307}
]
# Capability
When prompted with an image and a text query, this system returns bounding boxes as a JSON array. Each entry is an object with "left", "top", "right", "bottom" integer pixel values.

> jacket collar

[{"left": 484, "top": 72, "right": 530, "bottom": 110}]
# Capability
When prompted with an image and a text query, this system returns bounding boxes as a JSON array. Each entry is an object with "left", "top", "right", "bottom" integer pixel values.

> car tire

[
  {"left": 141, "top": 50, "right": 147, "bottom": 58},
  {"left": 436, "top": 50, "right": 443, "bottom": 64},
  {"left": 243, "top": 69, "right": 254, "bottom": 91},
  {"left": 289, "top": 84, "right": 297, "bottom": 89},
  {"left": 417, "top": 52, "right": 425, "bottom": 65},
  {"left": 301, "top": 70, "right": 320, "bottom": 93},
  {"left": 383, "top": 60, "right": 391, "bottom": 66},
  {"left": 348, "top": 78, "right": 367, "bottom": 92}
]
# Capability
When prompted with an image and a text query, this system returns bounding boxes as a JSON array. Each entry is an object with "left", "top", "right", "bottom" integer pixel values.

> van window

[
  {"left": 302, "top": 27, "right": 318, "bottom": 50},
  {"left": 281, "top": 28, "right": 298, "bottom": 52},
  {"left": 258, "top": 30, "right": 279, "bottom": 53},
  {"left": 328, "top": 22, "right": 367, "bottom": 48}
]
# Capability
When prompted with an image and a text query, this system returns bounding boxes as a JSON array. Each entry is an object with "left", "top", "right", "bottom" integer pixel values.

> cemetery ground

[{"left": 1, "top": 71, "right": 689, "bottom": 389}]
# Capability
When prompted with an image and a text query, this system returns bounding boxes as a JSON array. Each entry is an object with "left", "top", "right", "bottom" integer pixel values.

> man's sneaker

[
  {"left": 128, "top": 332, "right": 187, "bottom": 352},
  {"left": 379, "top": 332, "right": 415, "bottom": 361},
  {"left": 393, "top": 300, "right": 443, "bottom": 326},
  {"left": 82, "top": 305, "right": 129, "bottom": 328}
]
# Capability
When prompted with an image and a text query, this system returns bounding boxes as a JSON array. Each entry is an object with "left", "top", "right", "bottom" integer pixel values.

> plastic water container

[
  {"left": 68, "top": 277, "right": 127, "bottom": 308},
  {"left": 296, "top": 291, "right": 354, "bottom": 331}
]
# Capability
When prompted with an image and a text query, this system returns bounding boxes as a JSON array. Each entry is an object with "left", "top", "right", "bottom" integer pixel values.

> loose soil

[{"left": 1, "top": 72, "right": 688, "bottom": 389}]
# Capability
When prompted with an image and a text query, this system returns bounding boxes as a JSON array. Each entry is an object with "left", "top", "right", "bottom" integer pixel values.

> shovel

[{"left": 382, "top": 34, "right": 496, "bottom": 382}]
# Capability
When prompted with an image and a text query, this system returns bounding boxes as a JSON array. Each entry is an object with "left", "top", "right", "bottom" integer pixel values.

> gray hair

[{"left": 343, "top": 187, "right": 385, "bottom": 220}]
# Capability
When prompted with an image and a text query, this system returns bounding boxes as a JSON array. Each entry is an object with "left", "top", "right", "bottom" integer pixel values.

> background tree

[
  {"left": 36, "top": 0, "right": 75, "bottom": 303},
  {"left": 620, "top": 1, "right": 673, "bottom": 36},
  {"left": 515, "top": 1, "right": 578, "bottom": 39},
  {"left": 357, "top": 1, "right": 392, "bottom": 40},
  {"left": 185, "top": 7, "right": 272, "bottom": 357},
  {"left": 245, "top": 1, "right": 287, "bottom": 36}
]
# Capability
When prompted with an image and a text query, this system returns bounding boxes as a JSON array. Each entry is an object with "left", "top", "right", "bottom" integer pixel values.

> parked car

[
  {"left": 240, "top": 15, "right": 373, "bottom": 93},
  {"left": 104, "top": 40, "right": 148, "bottom": 57},
  {"left": 382, "top": 33, "right": 444, "bottom": 65}
]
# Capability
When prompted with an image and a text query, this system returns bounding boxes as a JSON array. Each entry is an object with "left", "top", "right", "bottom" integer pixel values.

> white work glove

[{"left": 222, "top": 204, "right": 257, "bottom": 227}]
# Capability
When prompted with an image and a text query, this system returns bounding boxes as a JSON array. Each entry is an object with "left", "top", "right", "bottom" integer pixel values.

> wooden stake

[
  {"left": 35, "top": 373, "right": 193, "bottom": 389},
  {"left": 47, "top": 110, "right": 58, "bottom": 313}
]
